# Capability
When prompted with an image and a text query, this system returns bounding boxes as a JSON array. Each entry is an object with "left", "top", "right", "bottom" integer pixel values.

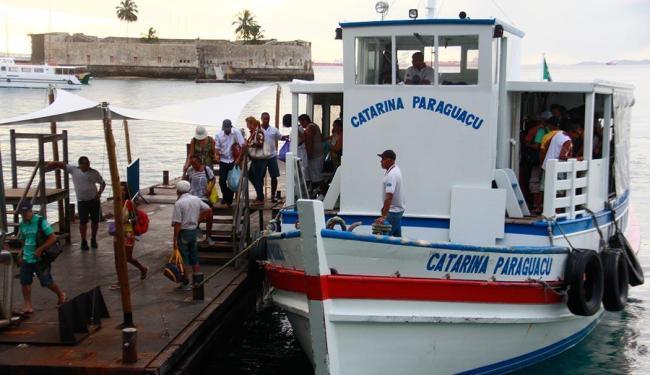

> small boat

[
  {"left": 0, "top": 57, "right": 85, "bottom": 89},
  {"left": 265, "top": 1, "right": 641, "bottom": 374}
]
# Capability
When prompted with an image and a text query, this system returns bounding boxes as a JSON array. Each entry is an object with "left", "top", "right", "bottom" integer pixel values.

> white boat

[
  {"left": 0, "top": 57, "right": 85, "bottom": 89},
  {"left": 264, "top": 2, "right": 641, "bottom": 374}
]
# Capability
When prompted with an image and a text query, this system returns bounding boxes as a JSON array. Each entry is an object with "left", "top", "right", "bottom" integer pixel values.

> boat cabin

[{"left": 286, "top": 18, "right": 634, "bottom": 246}]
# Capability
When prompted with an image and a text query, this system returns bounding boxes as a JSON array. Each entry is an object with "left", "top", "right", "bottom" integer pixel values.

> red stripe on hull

[{"left": 266, "top": 265, "right": 564, "bottom": 304}]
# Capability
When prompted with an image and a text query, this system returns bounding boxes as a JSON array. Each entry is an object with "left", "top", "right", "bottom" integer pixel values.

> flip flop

[
  {"left": 57, "top": 293, "right": 68, "bottom": 306},
  {"left": 109, "top": 284, "right": 121, "bottom": 291},
  {"left": 140, "top": 267, "right": 149, "bottom": 280}
]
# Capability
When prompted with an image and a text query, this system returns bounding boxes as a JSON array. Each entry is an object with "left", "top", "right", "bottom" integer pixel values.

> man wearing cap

[
  {"left": 374, "top": 150, "right": 406, "bottom": 237},
  {"left": 49, "top": 156, "right": 105, "bottom": 251},
  {"left": 215, "top": 119, "right": 245, "bottom": 206},
  {"left": 183, "top": 125, "right": 217, "bottom": 174},
  {"left": 15, "top": 201, "right": 66, "bottom": 315},
  {"left": 172, "top": 180, "right": 213, "bottom": 289}
]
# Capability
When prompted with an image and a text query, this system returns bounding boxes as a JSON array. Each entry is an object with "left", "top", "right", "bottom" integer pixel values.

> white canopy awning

[{"left": 0, "top": 86, "right": 270, "bottom": 126}]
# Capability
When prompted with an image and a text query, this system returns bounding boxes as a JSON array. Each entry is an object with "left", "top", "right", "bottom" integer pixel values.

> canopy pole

[
  {"left": 102, "top": 102, "right": 134, "bottom": 327},
  {"left": 123, "top": 119, "right": 133, "bottom": 165},
  {"left": 48, "top": 86, "right": 64, "bottom": 228}
]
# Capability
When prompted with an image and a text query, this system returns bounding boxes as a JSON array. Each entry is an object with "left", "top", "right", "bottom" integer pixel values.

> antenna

[
  {"left": 4, "top": 11, "right": 8, "bottom": 56},
  {"left": 424, "top": 0, "right": 438, "bottom": 19}
]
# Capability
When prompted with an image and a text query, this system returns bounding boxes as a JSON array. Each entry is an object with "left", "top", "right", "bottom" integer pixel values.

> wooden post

[
  {"left": 0, "top": 145, "right": 7, "bottom": 233},
  {"left": 102, "top": 102, "right": 134, "bottom": 327},
  {"left": 48, "top": 86, "right": 65, "bottom": 233},
  {"left": 123, "top": 119, "right": 133, "bottom": 165}
]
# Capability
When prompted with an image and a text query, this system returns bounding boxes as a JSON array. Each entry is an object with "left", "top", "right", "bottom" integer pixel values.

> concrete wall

[{"left": 31, "top": 33, "right": 313, "bottom": 81}]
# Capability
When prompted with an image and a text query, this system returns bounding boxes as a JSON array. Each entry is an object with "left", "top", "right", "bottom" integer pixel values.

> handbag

[
  {"left": 227, "top": 166, "right": 241, "bottom": 191},
  {"left": 37, "top": 216, "right": 63, "bottom": 263},
  {"left": 163, "top": 247, "right": 185, "bottom": 283},
  {"left": 278, "top": 140, "right": 290, "bottom": 162},
  {"left": 247, "top": 129, "right": 272, "bottom": 159},
  {"left": 204, "top": 168, "right": 219, "bottom": 204}
]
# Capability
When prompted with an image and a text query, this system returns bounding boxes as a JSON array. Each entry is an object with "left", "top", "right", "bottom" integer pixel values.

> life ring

[
  {"left": 601, "top": 248, "right": 629, "bottom": 311},
  {"left": 565, "top": 249, "right": 604, "bottom": 316},
  {"left": 609, "top": 232, "right": 644, "bottom": 286},
  {"left": 67, "top": 80, "right": 73, "bottom": 84},
  {"left": 326, "top": 216, "right": 347, "bottom": 231}
]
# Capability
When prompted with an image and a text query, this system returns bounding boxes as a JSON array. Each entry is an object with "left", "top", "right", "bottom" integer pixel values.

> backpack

[
  {"left": 133, "top": 209, "right": 149, "bottom": 235},
  {"left": 37, "top": 216, "right": 63, "bottom": 263}
]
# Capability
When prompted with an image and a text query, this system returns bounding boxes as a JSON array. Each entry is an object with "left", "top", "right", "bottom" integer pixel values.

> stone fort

[{"left": 30, "top": 33, "right": 314, "bottom": 81}]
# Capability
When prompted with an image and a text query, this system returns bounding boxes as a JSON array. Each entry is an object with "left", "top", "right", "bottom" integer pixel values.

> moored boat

[
  {"left": 264, "top": 1, "right": 642, "bottom": 374},
  {"left": 0, "top": 57, "right": 85, "bottom": 89}
]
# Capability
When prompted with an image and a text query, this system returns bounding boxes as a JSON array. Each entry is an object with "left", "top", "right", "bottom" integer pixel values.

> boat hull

[{"left": 0, "top": 79, "right": 82, "bottom": 90}]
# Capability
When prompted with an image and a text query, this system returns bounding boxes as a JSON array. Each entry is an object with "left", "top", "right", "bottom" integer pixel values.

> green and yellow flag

[{"left": 543, "top": 54, "right": 552, "bottom": 82}]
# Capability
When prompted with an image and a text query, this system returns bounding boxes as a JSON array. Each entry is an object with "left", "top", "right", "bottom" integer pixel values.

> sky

[{"left": 0, "top": 0, "right": 649, "bottom": 64}]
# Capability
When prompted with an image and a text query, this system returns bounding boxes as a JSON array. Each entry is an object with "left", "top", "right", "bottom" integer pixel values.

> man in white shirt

[
  {"left": 374, "top": 149, "right": 406, "bottom": 237},
  {"left": 542, "top": 125, "right": 574, "bottom": 170},
  {"left": 172, "top": 181, "right": 212, "bottom": 288},
  {"left": 257, "top": 112, "right": 288, "bottom": 203},
  {"left": 404, "top": 52, "right": 434, "bottom": 85},
  {"left": 215, "top": 119, "right": 245, "bottom": 205}
]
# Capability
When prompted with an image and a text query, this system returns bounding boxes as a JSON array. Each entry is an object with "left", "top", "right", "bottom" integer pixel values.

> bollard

[
  {"left": 192, "top": 273, "right": 204, "bottom": 301},
  {"left": 162, "top": 170, "right": 169, "bottom": 186},
  {"left": 122, "top": 327, "right": 138, "bottom": 364},
  {"left": 148, "top": 186, "right": 155, "bottom": 196}
]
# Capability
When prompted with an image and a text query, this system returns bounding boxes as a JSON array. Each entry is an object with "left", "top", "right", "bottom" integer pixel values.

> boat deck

[{"left": 0, "top": 187, "right": 261, "bottom": 374}]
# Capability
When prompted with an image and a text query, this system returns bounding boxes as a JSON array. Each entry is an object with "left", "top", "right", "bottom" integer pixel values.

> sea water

[{"left": 1, "top": 65, "right": 649, "bottom": 373}]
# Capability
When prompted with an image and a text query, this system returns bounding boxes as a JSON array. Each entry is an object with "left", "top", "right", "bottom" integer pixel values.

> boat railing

[{"left": 542, "top": 158, "right": 588, "bottom": 220}]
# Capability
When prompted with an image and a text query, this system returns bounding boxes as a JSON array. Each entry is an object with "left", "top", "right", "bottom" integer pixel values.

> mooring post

[
  {"left": 192, "top": 273, "right": 204, "bottom": 301},
  {"left": 163, "top": 170, "right": 169, "bottom": 186},
  {"left": 122, "top": 327, "right": 138, "bottom": 363},
  {"left": 102, "top": 102, "right": 134, "bottom": 328}
]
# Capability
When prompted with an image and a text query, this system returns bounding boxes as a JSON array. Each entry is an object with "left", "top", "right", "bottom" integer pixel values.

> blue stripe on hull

[
  {"left": 458, "top": 315, "right": 602, "bottom": 375},
  {"left": 280, "top": 192, "right": 628, "bottom": 237}
]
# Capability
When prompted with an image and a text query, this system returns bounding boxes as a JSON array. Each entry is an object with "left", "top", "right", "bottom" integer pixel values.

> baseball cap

[
  {"left": 18, "top": 201, "right": 33, "bottom": 212},
  {"left": 194, "top": 126, "right": 208, "bottom": 141},
  {"left": 176, "top": 180, "right": 191, "bottom": 193},
  {"left": 222, "top": 119, "right": 233, "bottom": 129},
  {"left": 377, "top": 149, "right": 397, "bottom": 160}
]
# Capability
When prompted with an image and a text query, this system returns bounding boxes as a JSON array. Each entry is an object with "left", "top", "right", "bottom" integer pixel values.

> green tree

[
  {"left": 249, "top": 25, "right": 265, "bottom": 42},
  {"left": 232, "top": 9, "right": 261, "bottom": 42},
  {"left": 141, "top": 27, "right": 159, "bottom": 43},
  {"left": 115, "top": 0, "right": 139, "bottom": 40}
]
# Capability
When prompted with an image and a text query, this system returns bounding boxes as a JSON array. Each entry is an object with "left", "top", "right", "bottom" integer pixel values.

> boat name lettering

[
  {"left": 426, "top": 253, "right": 553, "bottom": 276},
  {"left": 350, "top": 96, "right": 484, "bottom": 129}
]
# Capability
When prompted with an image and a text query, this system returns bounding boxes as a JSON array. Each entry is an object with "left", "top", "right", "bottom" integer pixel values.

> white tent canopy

[{"left": 0, "top": 85, "right": 270, "bottom": 126}]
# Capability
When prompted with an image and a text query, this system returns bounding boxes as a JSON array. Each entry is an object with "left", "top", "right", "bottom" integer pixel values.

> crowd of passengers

[{"left": 520, "top": 104, "right": 604, "bottom": 215}]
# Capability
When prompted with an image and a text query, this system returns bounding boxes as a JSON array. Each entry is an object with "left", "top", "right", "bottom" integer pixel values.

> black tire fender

[
  {"left": 601, "top": 248, "right": 629, "bottom": 311},
  {"left": 565, "top": 249, "right": 604, "bottom": 316},
  {"left": 609, "top": 232, "right": 644, "bottom": 286}
]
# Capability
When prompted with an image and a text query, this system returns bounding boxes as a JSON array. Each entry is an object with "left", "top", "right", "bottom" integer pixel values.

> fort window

[
  {"left": 110, "top": 56, "right": 115, "bottom": 63},
  {"left": 289, "top": 58, "right": 293, "bottom": 65},
  {"left": 249, "top": 59, "right": 253, "bottom": 66},
  {"left": 158, "top": 56, "right": 162, "bottom": 63},
  {"left": 133, "top": 56, "right": 138, "bottom": 63},
  {"left": 66, "top": 54, "right": 70, "bottom": 63},
  {"left": 86, "top": 55, "right": 91, "bottom": 64}
]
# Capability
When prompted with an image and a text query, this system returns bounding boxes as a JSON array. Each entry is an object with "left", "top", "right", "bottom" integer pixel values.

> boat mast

[{"left": 424, "top": 0, "right": 437, "bottom": 19}]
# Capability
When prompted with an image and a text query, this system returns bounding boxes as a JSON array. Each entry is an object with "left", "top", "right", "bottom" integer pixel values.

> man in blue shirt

[{"left": 16, "top": 201, "right": 66, "bottom": 315}]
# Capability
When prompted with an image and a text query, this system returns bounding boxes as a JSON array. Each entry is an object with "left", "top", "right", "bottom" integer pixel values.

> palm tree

[
  {"left": 141, "top": 27, "right": 158, "bottom": 43},
  {"left": 249, "top": 25, "right": 264, "bottom": 42},
  {"left": 116, "top": 0, "right": 139, "bottom": 40},
  {"left": 232, "top": 10, "right": 259, "bottom": 41}
]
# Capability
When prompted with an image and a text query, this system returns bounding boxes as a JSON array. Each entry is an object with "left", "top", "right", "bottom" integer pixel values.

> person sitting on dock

[
  {"left": 374, "top": 150, "right": 406, "bottom": 237},
  {"left": 49, "top": 157, "right": 105, "bottom": 251},
  {"left": 404, "top": 52, "right": 434, "bottom": 85},
  {"left": 183, "top": 126, "right": 217, "bottom": 174},
  {"left": 244, "top": 116, "right": 267, "bottom": 206},
  {"left": 259, "top": 112, "right": 289, "bottom": 203},
  {"left": 215, "top": 119, "right": 245, "bottom": 206},
  {"left": 172, "top": 181, "right": 213, "bottom": 289},
  {"left": 184, "top": 155, "right": 216, "bottom": 245},
  {"left": 15, "top": 201, "right": 67, "bottom": 315},
  {"left": 298, "top": 114, "right": 325, "bottom": 198}
]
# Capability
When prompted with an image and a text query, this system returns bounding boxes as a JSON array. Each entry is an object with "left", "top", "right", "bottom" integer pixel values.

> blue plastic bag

[
  {"left": 227, "top": 166, "right": 241, "bottom": 191},
  {"left": 278, "top": 140, "right": 290, "bottom": 162}
]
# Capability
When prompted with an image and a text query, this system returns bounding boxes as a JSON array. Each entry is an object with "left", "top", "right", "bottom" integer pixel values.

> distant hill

[{"left": 577, "top": 59, "right": 650, "bottom": 66}]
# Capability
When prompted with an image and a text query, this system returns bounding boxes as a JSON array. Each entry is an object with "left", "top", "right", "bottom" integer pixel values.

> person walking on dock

[
  {"left": 49, "top": 157, "right": 105, "bottom": 251},
  {"left": 245, "top": 116, "right": 267, "bottom": 206},
  {"left": 15, "top": 201, "right": 66, "bottom": 315},
  {"left": 374, "top": 150, "right": 405, "bottom": 237},
  {"left": 120, "top": 182, "right": 148, "bottom": 279},
  {"left": 215, "top": 119, "right": 245, "bottom": 206},
  {"left": 172, "top": 181, "right": 213, "bottom": 289},
  {"left": 258, "top": 112, "right": 288, "bottom": 203},
  {"left": 184, "top": 155, "right": 216, "bottom": 244}
]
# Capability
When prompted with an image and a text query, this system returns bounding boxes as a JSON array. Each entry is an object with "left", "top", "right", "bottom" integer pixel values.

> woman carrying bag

[{"left": 244, "top": 116, "right": 268, "bottom": 206}]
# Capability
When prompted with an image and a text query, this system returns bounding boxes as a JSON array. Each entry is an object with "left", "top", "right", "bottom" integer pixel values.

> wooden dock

[{"left": 0, "top": 186, "right": 267, "bottom": 374}]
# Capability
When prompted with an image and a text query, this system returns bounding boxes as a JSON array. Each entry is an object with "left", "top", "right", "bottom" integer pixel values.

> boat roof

[
  {"left": 507, "top": 80, "right": 635, "bottom": 93},
  {"left": 339, "top": 18, "right": 525, "bottom": 38}
]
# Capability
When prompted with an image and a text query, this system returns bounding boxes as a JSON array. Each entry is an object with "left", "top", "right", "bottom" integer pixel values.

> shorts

[
  {"left": 78, "top": 198, "right": 101, "bottom": 224},
  {"left": 178, "top": 229, "right": 199, "bottom": 266},
  {"left": 306, "top": 155, "right": 323, "bottom": 183},
  {"left": 20, "top": 261, "right": 54, "bottom": 287},
  {"left": 386, "top": 211, "right": 404, "bottom": 237},
  {"left": 265, "top": 157, "right": 281, "bottom": 179}
]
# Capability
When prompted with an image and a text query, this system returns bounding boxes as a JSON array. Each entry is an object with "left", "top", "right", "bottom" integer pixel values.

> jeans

[
  {"left": 386, "top": 211, "right": 404, "bottom": 237},
  {"left": 178, "top": 229, "right": 199, "bottom": 266},
  {"left": 219, "top": 162, "right": 235, "bottom": 204},
  {"left": 249, "top": 158, "right": 266, "bottom": 200}
]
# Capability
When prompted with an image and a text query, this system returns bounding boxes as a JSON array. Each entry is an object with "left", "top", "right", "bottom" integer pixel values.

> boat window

[
  {"left": 8, "top": 67, "right": 18, "bottom": 72},
  {"left": 34, "top": 68, "right": 44, "bottom": 73},
  {"left": 396, "top": 34, "right": 435, "bottom": 85},
  {"left": 55, "top": 68, "right": 62, "bottom": 74},
  {"left": 438, "top": 35, "right": 479, "bottom": 85},
  {"left": 355, "top": 36, "right": 392, "bottom": 85},
  {"left": 21, "top": 67, "right": 31, "bottom": 73},
  {"left": 0, "top": 66, "right": 5, "bottom": 72}
]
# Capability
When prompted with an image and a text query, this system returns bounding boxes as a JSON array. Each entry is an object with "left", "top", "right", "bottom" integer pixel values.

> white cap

[
  {"left": 194, "top": 126, "right": 208, "bottom": 140},
  {"left": 176, "top": 180, "right": 191, "bottom": 193}
]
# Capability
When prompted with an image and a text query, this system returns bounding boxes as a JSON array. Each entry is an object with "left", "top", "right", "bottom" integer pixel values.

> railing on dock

[
  {"left": 543, "top": 158, "right": 588, "bottom": 220},
  {"left": 232, "top": 154, "right": 251, "bottom": 266}
]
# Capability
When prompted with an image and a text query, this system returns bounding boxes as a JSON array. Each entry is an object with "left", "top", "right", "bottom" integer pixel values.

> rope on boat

[
  {"left": 531, "top": 278, "right": 568, "bottom": 300},
  {"left": 196, "top": 234, "right": 267, "bottom": 287},
  {"left": 544, "top": 215, "right": 576, "bottom": 251},
  {"left": 585, "top": 207, "right": 607, "bottom": 251}
]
